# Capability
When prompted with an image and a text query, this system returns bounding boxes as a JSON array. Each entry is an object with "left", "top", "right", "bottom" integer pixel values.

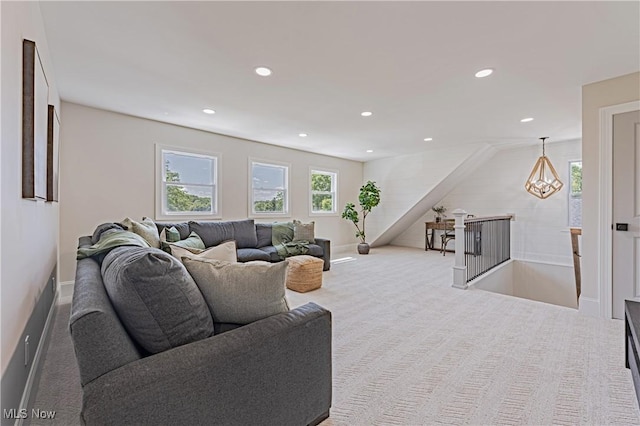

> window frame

[
  {"left": 568, "top": 159, "right": 582, "bottom": 227},
  {"left": 248, "top": 158, "right": 290, "bottom": 218},
  {"left": 155, "top": 144, "right": 221, "bottom": 221},
  {"left": 309, "top": 167, "right": 339, "bottom": 216}
]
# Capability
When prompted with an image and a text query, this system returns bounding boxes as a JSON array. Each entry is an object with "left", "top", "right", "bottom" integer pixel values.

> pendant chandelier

[{"left": 525, "top": 137, "right": 563, "bottom": 199}]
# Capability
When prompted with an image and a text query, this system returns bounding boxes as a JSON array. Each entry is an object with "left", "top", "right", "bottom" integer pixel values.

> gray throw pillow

[
  {"left": 183, "top": 258, "right": 290, "bottom": 325},
  {"left": 101, "top": 247, "right": 214, "bottom": 354}
]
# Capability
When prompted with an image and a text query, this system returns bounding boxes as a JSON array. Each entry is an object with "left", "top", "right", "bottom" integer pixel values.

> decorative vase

[{"left": 357, "top": 243, "right": 370, "bottom": 255}]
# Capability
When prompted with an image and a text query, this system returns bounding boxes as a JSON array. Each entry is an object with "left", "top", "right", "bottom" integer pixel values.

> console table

[
  {"left": 626, "top": 300, "right": 640, "bottom": 406},
  {"left": 425, "top": 221, "right": 454, "bottom": 252}
]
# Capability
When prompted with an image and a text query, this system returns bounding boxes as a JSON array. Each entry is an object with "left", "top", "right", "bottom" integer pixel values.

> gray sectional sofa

[
  {"left": 69, "top": 220, "right": 333, "bottom": 425},
  {"left": 157, "top": 219, "right": 331, "bottom": 271}
]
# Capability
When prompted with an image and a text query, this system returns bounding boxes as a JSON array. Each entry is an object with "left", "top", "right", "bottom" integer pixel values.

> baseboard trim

[
  {"left": 511, "top": 257, "right": 573, "bottom": 269},
  {"left": 330, "top": 244, "right": 358, "bottom": 257},
  {"left": 16, "top": 292, "right": 58, "bottom": 426},
  {"left": 0, "top": 268, "right": 57, "bottom": 426},
  {"left": 579, "top": 296, "right": 601, "bottom": 318},
  {"left": 59, "top": 280, "right": 75, "bottom": 299}
]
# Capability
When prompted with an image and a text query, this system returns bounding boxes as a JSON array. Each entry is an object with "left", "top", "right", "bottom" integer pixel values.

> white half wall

[
  {"left": 393, "top": 139, "right": 581, "bottom": 266},
  {"left": 470, "top": 259, "right": 577, "bottom": 309},
  {"left": 58, "top": 103, "right": 363, "bottom": 282},
  {"left": 1, "top": 2, "right": 60, "bottom": 375}
]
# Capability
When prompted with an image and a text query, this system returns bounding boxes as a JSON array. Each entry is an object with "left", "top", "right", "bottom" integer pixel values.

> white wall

[
  {"left": 393, "top": 139, "right": 581, "bottom": 266},
  {"left": 581, "top": 72, "right": 640, "bottom": 316},
  {"left": 1, "top": 2, "right": 60, "bottom": 375},
  {"left": 59, "top": 103, "right": 363, "bottom": 282},
  {"left": 362, "top": 143, "right": 491, "bottom": 245}
]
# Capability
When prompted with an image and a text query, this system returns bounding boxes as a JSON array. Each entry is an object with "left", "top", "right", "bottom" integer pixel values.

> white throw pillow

[
  {"left": 182, "top": 258, "right": 289, "bottom": 324},
  {"left": 121, "top": 217, "right": 160, "bottom": 249},
  {"left": 171, "top": 240, "right": 237, "bottom": 263}
]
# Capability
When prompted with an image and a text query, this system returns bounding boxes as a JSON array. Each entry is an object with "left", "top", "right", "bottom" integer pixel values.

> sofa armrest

[
  {"left": 80, "top": 302, "right": 332, "bottom": 426},
  {"left": 315, "top": 238, "right": 331, "bottom": 271}
]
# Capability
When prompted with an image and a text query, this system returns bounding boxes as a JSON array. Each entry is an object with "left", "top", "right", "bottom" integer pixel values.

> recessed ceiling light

[
  {"left": 475, "top": 68, "right": 494, "bottom": 78},
  {"left": 424, "top": 137, "right": 433, "bottom": 142},
  {"left": 520, "top": 117, "right": 534, "bottom": 123},
  {"left": 202, "top": 108, "right": 215, "bottom": 114},
  {"left": 361, "top": 111, "right": 373, "bottom": 117},
  {"left": 366, "top": 149, "right": 374, "bottom": 153},
  {"left": 298, "top": 133, "right": 308, "bottom": 137},
  {"left": 255, "top": 66, "right": 272, "bottom": 76}
]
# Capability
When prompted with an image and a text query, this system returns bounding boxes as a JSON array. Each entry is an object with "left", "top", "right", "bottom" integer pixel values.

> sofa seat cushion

[
  {"left": 183, "top": 258, "right": 290, "bottom": 324},
  {"left": 101, "top": 246, "right": 214, "bottom": 354},
  {"left": 306, "top": 244, "right": 324, "bottom": 257},
  {"left": 256, "top": 245, "right": 281, "bottom": 262},
  {"left": 257, "top": 245, "right": 324, "bottom": 261},
  {"left": 237, "top": 247, "right": 271, "bottom": 262}
]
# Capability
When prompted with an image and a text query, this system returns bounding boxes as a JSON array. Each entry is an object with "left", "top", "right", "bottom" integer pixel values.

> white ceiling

[{"left": 39, "top": 1, "right": 640, "bottom": 162}]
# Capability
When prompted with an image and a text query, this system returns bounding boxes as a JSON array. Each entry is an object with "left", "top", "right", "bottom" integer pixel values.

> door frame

[{"left": 598, "top": 100, "right": 640, "bottom": 319}]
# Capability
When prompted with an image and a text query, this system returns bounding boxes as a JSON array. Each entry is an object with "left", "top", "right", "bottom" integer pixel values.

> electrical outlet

[{"left": 24, "top": 335, "right": 30, "bottom": 366}]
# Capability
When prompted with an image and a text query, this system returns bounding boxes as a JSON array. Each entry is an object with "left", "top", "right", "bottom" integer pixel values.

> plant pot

[
  {"left": 357, "top": 243, "right": 370, "bottom": 255},
  {"left": 435, "top": 217, "right": 441, "bottom": 223}
]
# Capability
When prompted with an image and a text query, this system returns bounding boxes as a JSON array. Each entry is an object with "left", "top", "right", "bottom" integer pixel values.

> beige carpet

[{"left": 30, "top": 246, "right": 640, "bottom": 425}]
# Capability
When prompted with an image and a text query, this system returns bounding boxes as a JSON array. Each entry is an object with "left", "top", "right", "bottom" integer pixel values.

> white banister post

[{"left": 452, "top": 209, "right": 468, "bottom": 289}]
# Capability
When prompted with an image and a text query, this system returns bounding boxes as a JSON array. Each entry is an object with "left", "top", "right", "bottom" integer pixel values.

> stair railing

[{"left": 451, "top": 209, "right": 513, "bottom": 289}]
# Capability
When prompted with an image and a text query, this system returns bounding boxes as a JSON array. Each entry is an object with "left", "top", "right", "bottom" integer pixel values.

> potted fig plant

[
  {"left": 432, "top": 205, "right": 447, "bottom": 222},
  {"left": 341, "top": 180, "right": 381, "bottom": 254}
]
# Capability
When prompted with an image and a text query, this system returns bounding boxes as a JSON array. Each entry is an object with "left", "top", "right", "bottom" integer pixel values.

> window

[
  {"left": 568, "top": 160, "right": 582, "bottom": 227},
  {"left": 156, "top": 146, "right": 218, "bottom": 220},
  {"left": 250, "top": 160, "right": 289, "bottom": 216},
  {"left": 310, "top": 169, "right": 338, "bottom": 214}
]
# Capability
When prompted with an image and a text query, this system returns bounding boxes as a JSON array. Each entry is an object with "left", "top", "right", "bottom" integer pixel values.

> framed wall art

[
  {"left": 47, "top": 105, "right": 60, "bottom": 202},
  {"left": 22, "top": 39, "right": 49, "bottom": 200}
]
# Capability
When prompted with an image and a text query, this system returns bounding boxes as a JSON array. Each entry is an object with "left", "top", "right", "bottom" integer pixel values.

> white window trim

[
  {"left": 248, "top": 158, "right": 291, "bottom": 218},
  {"left": 309, "top": 167, "right": 339, "bottom": 216},
  {"left": 155, "top": 144, "right": 221, "bottom": 221}
]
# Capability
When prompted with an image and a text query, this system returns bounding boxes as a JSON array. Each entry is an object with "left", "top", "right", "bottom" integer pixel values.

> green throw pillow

[
  {"left": 165, "top": 226, "right": 181, "bottom": 243},
  {"left": 169, "top": 231, "right": 205, "bottom": 252}
]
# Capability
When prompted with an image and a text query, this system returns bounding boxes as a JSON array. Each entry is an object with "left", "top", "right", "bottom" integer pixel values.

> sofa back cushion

[
  {"left": 231, "top": 219, "right": 258, "bottom": 248},
  {"left": 156, "top": 222, "right": 191, "bottom": 240},
  {"left": 255, "top": 223, "right": 273, "bottom": 248},
  {"left": 189, "top": 219, "right": 258, "bottom": 249},
  {"left": 101, "top": 246, "right": 214, "bottom": 354}
]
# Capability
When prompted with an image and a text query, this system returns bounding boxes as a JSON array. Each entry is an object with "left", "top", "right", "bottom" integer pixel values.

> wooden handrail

[
  {"left": 570, "top": 227, "right": 582, "bottom": 305},
  {"left": 464, "top": 215, "right": 514, "bottom": 223}
]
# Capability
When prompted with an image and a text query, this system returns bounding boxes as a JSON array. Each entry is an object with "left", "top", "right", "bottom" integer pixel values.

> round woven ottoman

[{"left": 285, "top": 255, "right": 324, "bottom": 293}]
